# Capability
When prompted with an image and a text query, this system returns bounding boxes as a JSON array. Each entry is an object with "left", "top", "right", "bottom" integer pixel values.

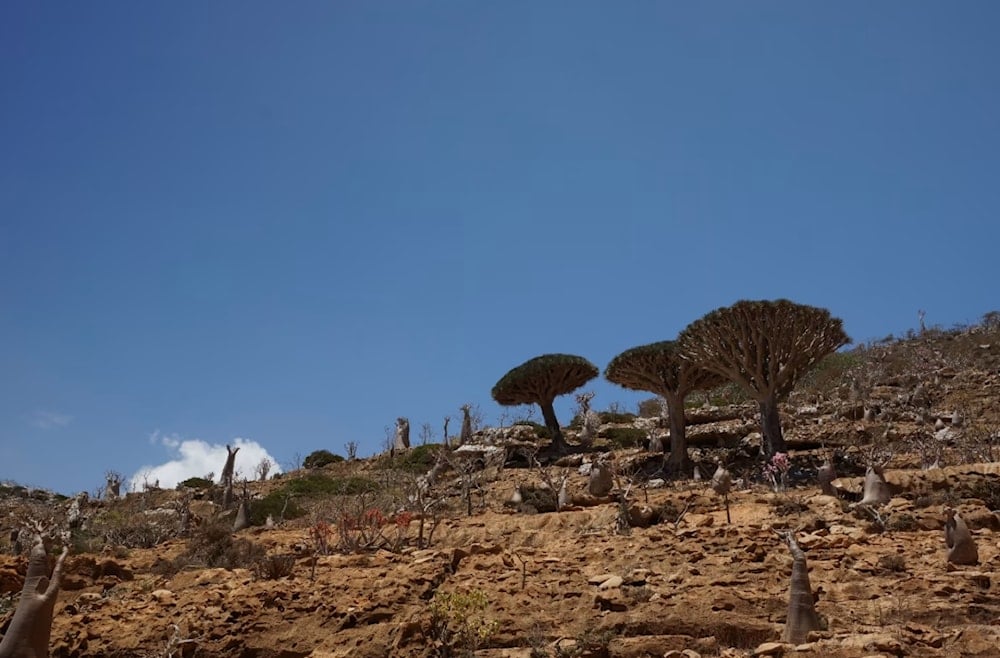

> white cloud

[
  {"left": 130, "top": 434, "right": 282, "bottom": 491},
  {"left": 31, "top": 410, "right": 73, "bottom": 430}
]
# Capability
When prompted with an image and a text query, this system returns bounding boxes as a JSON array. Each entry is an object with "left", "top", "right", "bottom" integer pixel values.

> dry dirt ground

[{"left": 2, "top": 325, "right": 1000, "bottom": 657}]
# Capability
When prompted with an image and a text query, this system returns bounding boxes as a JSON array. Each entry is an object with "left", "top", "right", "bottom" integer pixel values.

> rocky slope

[{"left": 2, "top": 321, "right": 1000, "bottom": 657}]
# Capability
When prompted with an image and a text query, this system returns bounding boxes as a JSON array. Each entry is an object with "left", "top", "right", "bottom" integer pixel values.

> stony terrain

[{"left": 2, "top": 321, "right": 1000, "bottom": 657}]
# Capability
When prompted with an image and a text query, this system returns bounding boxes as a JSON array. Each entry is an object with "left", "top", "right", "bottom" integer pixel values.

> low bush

[
  {"left": 247, "top": 474, "right": 379, "bottom": 525},
  {"left": 429, "top": 590, "right": 499, "bottom": 656},
  {"left": 177, "top": 477, "right": 214, "bottom": 491},
  {"left": 303, "top": 449, "right": 345, "bottom": 469},
  {"left": 278, "top": 474, "right": 378, "bottom": 497},
  {"left": 249, "top": 491, "right": 303, "bottom": 526},
  {"left": 253, "top": 553, "right": 297, "bottom": 580},
  {"left": 598, "top": 411, "right": 637, "bottom": 424},
  {"left": 181, "top": 519, "right": 266, "bottom": 570},
  {"left": 79, "top": 508, "right": 179, "bottom": 550},
  {"left": 386, "top": 444, "right": 440, "bottom": 472},
  {"left": 599, "top": 427, "right": 647, "bottom": 449}
]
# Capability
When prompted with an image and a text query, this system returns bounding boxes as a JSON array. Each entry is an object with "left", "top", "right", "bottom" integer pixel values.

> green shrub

[
  {"left": 512, "top": 421, "right": 551, "bottom": 439},
  {"left": 303, "top": 449, "right": 345, "bottom": 469},
  {"left": 279, "top": 474, "right": 378, "bottom": 497},
  {"left": 387, "top": 444, "right": 440, "bottom": 472},
  {"left": 0, "top": 484, "right": 29, "bottom": 499},
  {"left": 599, "top": 427, "right": 647, "bottom": 448},
  {"left": 429, "top": 590, "right": 499, "bottom": 655},
  {"left": 795, "top": 350, "right": 864, "bottom": 398},
  {"left": 177, "top": 477, "right": 214, "bottom": 490},
  {"left": 598, "top": 411, "right": 637, "bottom": 424},
  {"left": 249, "top": 491, "right": 304, "bottom": 525}
]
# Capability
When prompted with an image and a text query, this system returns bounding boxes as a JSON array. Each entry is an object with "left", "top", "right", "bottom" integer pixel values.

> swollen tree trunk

[
  {"left": 782, "top": 531, "right": 821, "bottom": 644},
  {"left": 758, "top": 396, "right": 787, "bottom": 456},
  {"left": 0, "top": 536, "right": 68, "bottom": 658},
  {"left": 664, "top": 392, "right": 691, "bottom": 472},
  {"left": 233, "top": 499, "right": 250, "bottom": 532},
  {"left": 539, "top": 400, "right": 568, "bottom": 453}
]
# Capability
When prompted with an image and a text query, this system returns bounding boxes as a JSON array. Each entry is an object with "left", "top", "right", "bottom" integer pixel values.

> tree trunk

[
  {"left": 759, "top": 396, "right": 786, "bottom": 456},
  {"left": 0, "top": 537, "right": 68, "bottom": 658},
  {"left": 664, "top": 392, "right": 691, "bottom": 473},
  {"left": 782, "top": 532, "right": 822, "bottom": 644},
  {"left": 539, "top": 401, "right": 567, "bottom": 453}
]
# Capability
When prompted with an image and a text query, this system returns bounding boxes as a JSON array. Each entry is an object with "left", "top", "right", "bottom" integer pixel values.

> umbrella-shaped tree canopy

[
  {"left": 492, "top": 354, "right": 598, "bottom": 452},
  {"left": 679, "top": 299, "right": 850, "bottom": 455},
  {"left": 605, "top": 341, "right": 725, "bottom": 468},
  {"left": 605, "top": 341, "right": 724, "bottom": 399}
]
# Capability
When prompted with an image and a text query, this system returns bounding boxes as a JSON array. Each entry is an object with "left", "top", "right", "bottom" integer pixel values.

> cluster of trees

[{"left": 491, "top": 299, "right": 850, "bottom": 470}]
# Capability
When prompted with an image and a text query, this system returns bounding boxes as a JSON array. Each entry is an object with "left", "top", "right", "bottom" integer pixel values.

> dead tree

[
  {"left": 0, "top": 536, "right": 69, "bottom": 658},
  {"left": 220, "top": 445, "right": 239, "bottom": 488},
  {"left": 780, "top": 531, "right": 822, "bottom": 644},
  {"left": 104, "top": 471, "right": 122, "bottom": 501},
  {"left": 459, "top": 405, "right": 473, "bottom": 447},
  {"left": 574, "top": 392, "right": 601, "bottom": 448},
  {"left": 178, "top": 494, "right": 192, "bottom": 536},
  {"left": 944, "top": 507, "right": 978, "bottom": 565},
  {"left": 421, "top": 447, "right": 449, "bottom": 491}
]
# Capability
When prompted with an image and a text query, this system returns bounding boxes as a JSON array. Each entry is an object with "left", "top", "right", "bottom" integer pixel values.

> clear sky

[{"left": 2, "top": 3, "right": 998, "bottom": 495}]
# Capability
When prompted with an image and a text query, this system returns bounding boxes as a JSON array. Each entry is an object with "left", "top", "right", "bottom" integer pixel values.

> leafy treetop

[
  {"left": 605, "top": 340, "right": 726, "bottom": 399},
  {"left": 492, "top": 354, "right": 598, "bottom": 406},
  {"left": 678, "top": 299, "right": 850, "bottom": 401}
]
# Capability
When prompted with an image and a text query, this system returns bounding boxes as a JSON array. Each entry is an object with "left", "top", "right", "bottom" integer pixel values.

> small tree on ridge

[
  {"left": 491, "top": 354, "right": 598, "bottom": 453},
  {"left": 605, "top": 341, "right": 725, "bottom": 471}
]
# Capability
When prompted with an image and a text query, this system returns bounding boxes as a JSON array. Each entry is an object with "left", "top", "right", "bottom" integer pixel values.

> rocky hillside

[{"left": 2, "top": 320, "right": 1000, "bottom": 657}]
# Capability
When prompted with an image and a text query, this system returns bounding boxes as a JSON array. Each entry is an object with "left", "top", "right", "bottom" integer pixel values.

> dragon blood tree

[
  {"left": 605, "top": 341, "right": 725, "bottom": 471},
  {"left": 491, "top": 354, "right": 598, "bottom": 453},
  {"left": 678, "top": 299, "right": 849, "bottom": 456}
]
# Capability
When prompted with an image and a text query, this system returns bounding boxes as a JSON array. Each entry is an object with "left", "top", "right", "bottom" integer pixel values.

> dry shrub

[
  {"left": 78, "top": 508, "right": 178, "bottom": 551},
  {"left": 252, "top": 553, "right": 296, "bottom": 580},
  {"left": 877, "top": 554, "right": 907, "bottom": 573},
  {"left": 153, "top": 519, "right": 266, "bottom": 576}
]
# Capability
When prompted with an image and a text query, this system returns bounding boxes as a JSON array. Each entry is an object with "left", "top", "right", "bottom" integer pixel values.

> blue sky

[{"left": 2, "top": 3, "right": 998, "bottom": 495}]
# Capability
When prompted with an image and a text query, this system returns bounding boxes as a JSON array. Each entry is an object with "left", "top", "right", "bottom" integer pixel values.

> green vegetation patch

[
  {"left": 598, "top": 411, "right": 637, "bottom": 424},
  {"left": 249, "top": 491, "right": 303, "bottom": 525},
  {"left": 599, "top": 427, "right": 647, "bottom": 449},
  {"left": 303, "top": 449, "right": 345, "bottom": 469},
  {"left": 278, "top": 473, "right": 378, "bottom": 497},
  {"left": 378, "top": 443, "right": 441, "bottom": 472},
  {"left": 177, "top": 477, "right": 215, "bottom": 491}
]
